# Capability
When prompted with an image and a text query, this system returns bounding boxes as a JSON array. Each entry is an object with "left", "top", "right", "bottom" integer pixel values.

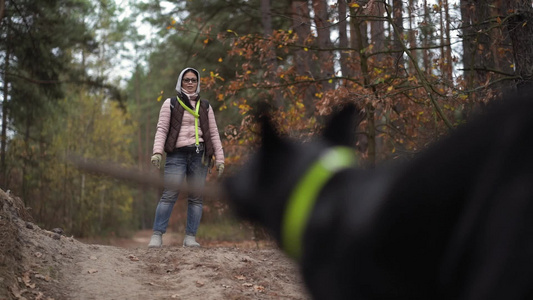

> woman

[{"left": 149, "top": 67, "right": 224, "bottom": 248}]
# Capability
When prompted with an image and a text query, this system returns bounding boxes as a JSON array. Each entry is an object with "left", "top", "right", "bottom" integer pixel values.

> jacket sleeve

[
  {"left": 152, "top": 98, "right": 171, "bottom": 155},
  {"left": 208, "top": 105, "right": 224, "bottom": 164}
]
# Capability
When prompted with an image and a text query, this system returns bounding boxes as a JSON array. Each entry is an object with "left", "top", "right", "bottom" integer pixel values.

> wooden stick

[{"left": 66, "top": 154, "right": 225, "bottom": 199}]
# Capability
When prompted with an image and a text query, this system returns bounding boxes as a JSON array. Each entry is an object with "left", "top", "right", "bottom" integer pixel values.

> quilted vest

[{"left": 163, "top": 97, "right": 214, "bottom": 158}]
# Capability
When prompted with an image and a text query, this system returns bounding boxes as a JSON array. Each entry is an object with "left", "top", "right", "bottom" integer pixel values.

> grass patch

[{"left": 197, "top": 218, "right": 255, "bottom": 241}]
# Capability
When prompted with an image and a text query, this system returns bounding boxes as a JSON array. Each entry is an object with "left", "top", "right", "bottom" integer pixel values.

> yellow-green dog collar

[{"left": 282, "top": 146, "right": 356, "bottom": 260}]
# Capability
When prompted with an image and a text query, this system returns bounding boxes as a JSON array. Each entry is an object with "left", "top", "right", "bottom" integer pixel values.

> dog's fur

[{"left": 223, "top": 93, "right": 533, "bottom": 299}]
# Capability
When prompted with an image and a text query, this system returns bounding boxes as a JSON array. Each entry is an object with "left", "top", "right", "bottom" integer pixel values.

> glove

[
  {"left": 216, "top": 163, "right": 225, "bottom": 178},
  {"left": 151, "top": 153, "right": 162, "bottom": 169}
]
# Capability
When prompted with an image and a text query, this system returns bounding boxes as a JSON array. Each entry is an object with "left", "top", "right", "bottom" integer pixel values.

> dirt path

[{"left": 1, "top": 190, "right": 310, "bottom": 300}]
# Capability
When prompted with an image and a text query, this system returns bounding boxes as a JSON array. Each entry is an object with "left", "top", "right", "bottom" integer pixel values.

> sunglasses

[{"left": 183, "top": 78, "right": 198, "bottom": 83}]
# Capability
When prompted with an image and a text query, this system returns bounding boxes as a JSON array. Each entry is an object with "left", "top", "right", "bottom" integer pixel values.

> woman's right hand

[{"left": 151, "top": 153, "right": 162, "bottom": 169}]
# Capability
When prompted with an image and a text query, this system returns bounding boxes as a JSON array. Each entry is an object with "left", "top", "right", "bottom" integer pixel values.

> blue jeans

[{"left": 152, "top": 147, "right": 208, "bottom": 236}]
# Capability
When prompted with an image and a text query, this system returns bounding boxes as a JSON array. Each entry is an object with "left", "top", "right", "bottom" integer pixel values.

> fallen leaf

[
  {"left": 35, "top": 291, "right": 44, "bottom": 300},
  {"left": 34, "top": 273, "right": 51, "bottom": 282},
  {"left": 9, "top": 283, "right": 22, "bottom": 298},
  {"left": 22, "top": 272, "right": 30, "bottom": 283},
  {"left": 22, "top": 271, "right": 35, "bottom": 288},
  {"left": 87, "top": 269, "right": 98, "bottom": 274},
  {"left": 128, "top": 254, "right": 139, "bottom": 261},
  {"left": 243, "top": 283, "right": 253, "bottom": 287},
  {"left": 254, "top": 285, "right": 265, "bottom": 292}
]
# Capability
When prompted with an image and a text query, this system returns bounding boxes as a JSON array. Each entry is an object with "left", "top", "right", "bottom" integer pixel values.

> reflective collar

[{"left": 282, "top": 146, "right": 356, "bottom": 260}]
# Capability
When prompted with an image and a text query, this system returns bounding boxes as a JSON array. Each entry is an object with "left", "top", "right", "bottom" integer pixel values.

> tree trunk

[
  {"left": 461, "top": 0, "right": 493, "bottom": 92},
  {"left": 22, "top": 110, "right": 31, "bottom": 204},
  {"left": 145, "top": 103, "right": 150, "bottom": 163},
  {"left": 261, "top": 0, "right": 283, "bottom": 107},
  {"left": 507, "top": 1, "right": 533, "bottom": 90},
  {"left": 312, "top": 0, "right": 334, "bottom": 91},
  {"left": 444, "top": 0, "right": 453, "bottom": 83},
  {"left": 135, "top": 69, "right": 142, "bottom": 170},
  {"left": 291, "top": 0, "right": 317, "bottom": 116},
  {"left": 439, "top": 0, "right": 451, "bottom": 84},
  {"left": 439, "top": 2, "right": 446, "bottom": 81},
  {"left": 0, "top": 0, "right": 5, "bottom": 23},
  {"left": 392, "top": 0, "right": 405, "bottom": 70},
  {"left": 1, "top": 20, "right": 9, "bottom": 189},
  {"left": 423, "top": 0, "right": 431, "bottom": 75},
  {"left": 145, "top": 70, "right": 151, "bottom": 170},
  {"left": 408, "top": 0, "right": 418, "bottom": 75},
  {"left": 460, "top": 0, "right": 474, "bottom": 88},
  {"left": 492, "top": 0, "right": 515, "bottom": 93},
  {"left": 338, "top": 0, "right": 352, "bottom": 80},
  {"left": 261, "top": 0, "right": 273, "bottom": 39},
  {"left": 350, "top": 7, "right": 367, "bottom": 80},
  {"left": 370, "top": 0, "right": 385, "bottom": 63},
  {"left": 350, "top": 5, "right": 376, "bottom": 168}
]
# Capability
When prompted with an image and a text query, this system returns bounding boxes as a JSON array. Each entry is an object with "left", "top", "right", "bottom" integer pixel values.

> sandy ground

[{"left": 0, "top": 189, "right": 310, "bottom": 300}]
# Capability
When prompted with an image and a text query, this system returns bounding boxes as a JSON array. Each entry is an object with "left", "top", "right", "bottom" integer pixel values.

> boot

[
  {"left": 148, "top": 233, "right": 162, "bottom": 248},
  {"left": 183, "top": 235, "right": 200, "bottom": 247}
]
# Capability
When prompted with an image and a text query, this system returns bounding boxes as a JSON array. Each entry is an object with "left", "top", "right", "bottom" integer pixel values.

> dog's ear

[
  {"left": 255, "top": 101, "right": 284, "bottom": 151},
  {"left": 259, "top": 112, "right": 283, "bottom": 151},
  {"left": 323, "top": 103, "right": 362, "bottom": 147}
]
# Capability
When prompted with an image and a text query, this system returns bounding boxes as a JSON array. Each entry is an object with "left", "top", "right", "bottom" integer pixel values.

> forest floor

[{"left": 0, "top": 189, "right": 311, "bottom": 300}]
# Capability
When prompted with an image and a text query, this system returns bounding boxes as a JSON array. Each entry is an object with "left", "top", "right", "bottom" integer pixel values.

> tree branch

[
  {"left": 384, "top": 2, "right": 453, "bottom": 130},
  {"left": 3, "top": 71, "right": 125, "bottom": 105}
]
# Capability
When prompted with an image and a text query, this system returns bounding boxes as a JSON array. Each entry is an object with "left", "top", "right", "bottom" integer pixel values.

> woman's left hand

[{"left": 216, "top": 163, "right": 224, "bottom": 178}]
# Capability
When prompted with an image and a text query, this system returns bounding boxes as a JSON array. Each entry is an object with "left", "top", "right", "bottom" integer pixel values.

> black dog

[{"left": 223, "top": 93, "right": 533, "bottom": 300}]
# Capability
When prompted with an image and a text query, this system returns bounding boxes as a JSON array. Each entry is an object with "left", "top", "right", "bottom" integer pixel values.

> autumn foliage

[{"left": 200, "top": 7, "right": 482, "bottom": 168}]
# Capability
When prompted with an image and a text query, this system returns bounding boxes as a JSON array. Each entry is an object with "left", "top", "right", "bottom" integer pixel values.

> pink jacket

[{"left": 153, "top": 98, "right": 224, "bottom": 164}]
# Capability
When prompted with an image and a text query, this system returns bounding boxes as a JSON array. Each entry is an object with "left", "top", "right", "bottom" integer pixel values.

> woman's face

[{"left": 182, "top": 71, "right": 198, "bottom": 94}]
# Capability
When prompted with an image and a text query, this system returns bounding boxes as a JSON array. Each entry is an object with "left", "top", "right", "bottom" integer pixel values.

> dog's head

[{"left": 223, "top": 103, "right": 363, "bottom": 241}]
